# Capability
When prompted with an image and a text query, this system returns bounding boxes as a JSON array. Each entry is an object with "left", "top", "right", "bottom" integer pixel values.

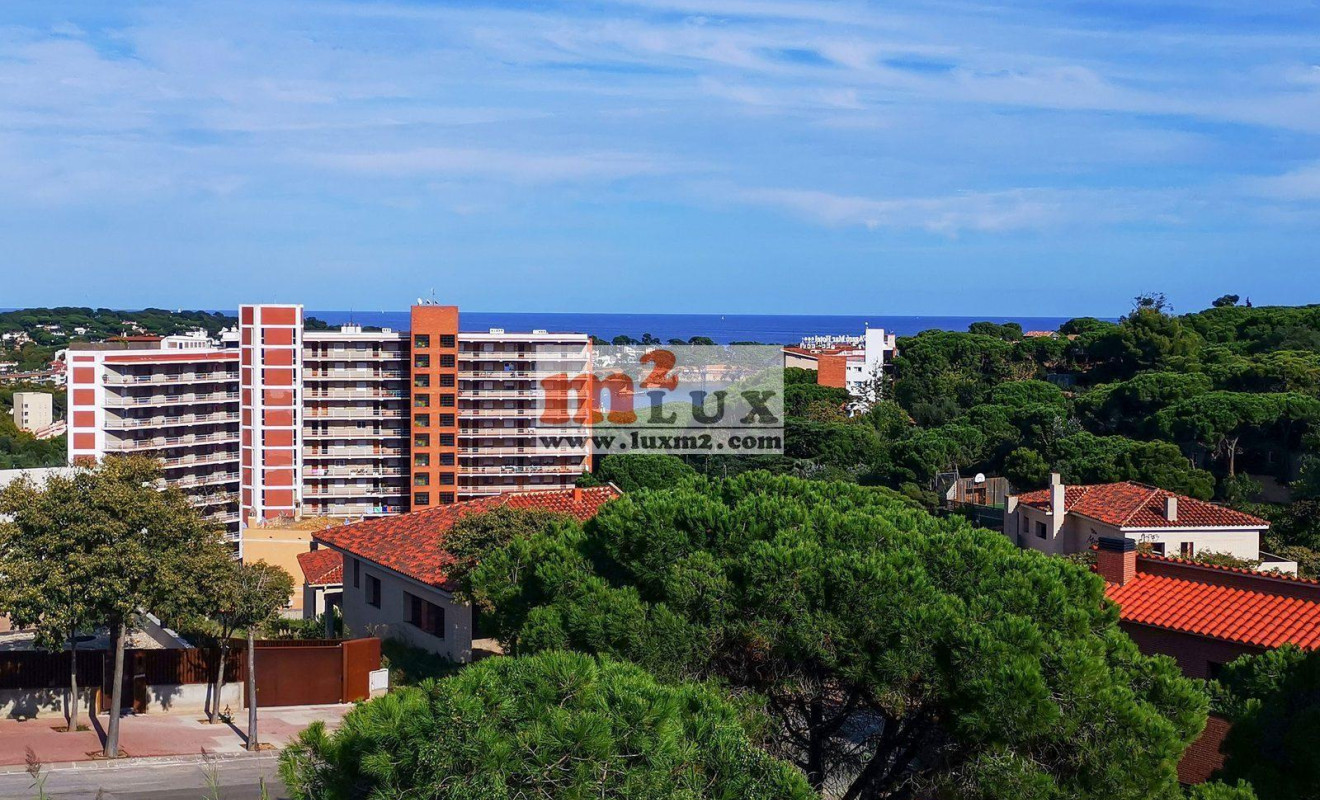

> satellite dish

[{"left": 973, "top": 473, "right": 986, "bottom": 484}]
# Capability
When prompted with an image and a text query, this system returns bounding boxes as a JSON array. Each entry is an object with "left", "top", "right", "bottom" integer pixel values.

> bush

[{"left": 279, "top": 651, "right": 814, "bottom": 800}]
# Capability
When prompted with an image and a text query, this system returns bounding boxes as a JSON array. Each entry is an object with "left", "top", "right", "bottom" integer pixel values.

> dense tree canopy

[
  {"left": 1214, "top": 646, "right": 1320, "bottom": 800},
  {"left": 470, "top": 472, "right": 1207, "bottom": 799},
  {"left": 279, "top": 650, "right": 815, "bottom": 800}
]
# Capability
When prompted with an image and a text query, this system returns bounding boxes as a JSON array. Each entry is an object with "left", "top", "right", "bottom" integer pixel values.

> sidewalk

[{"left": 0, "top": 705, "right": 351, "bottom": 770}]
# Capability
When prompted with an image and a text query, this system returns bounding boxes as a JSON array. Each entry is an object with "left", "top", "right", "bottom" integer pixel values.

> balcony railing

[
  {"left": 304, "top": 410, "right": 405, "bottom": 419},
  {"left": 105, "top": 412, "right": 239, "bottom": 429},
  {"left": 305, "top": 466, "right": 405, "bottom": 478},
  {"left": 107, "top": 433, "right": 240, "bottom": 453},
  {"left": 103, "top": 391, "right": 239, "bottom": 408},
  {"left": 305, "top": 370, "right": 405, "bottom": 380},
  {"left": 460, "top": 465, "right": 583, "bottom": 475},
  {"left": 104, "top": 371, "right": 239, "bottom": 385}
]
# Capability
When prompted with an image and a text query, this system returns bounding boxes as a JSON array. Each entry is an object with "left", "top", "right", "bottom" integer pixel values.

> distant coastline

[{"left": 307, "top": 311, "right": 1093, "bottom": 345}]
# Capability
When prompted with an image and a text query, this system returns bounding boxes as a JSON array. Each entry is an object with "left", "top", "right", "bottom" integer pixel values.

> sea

[{"left": 307, "top": 311, "right": 1082, "bottom": 345}]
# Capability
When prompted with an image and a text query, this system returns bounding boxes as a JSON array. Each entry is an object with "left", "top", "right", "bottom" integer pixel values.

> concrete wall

[
  {"left": 341, "top": 556, "right": 472, "bottom": 663},
  {"left": 1, "top": 683, "right": 243, "bottom": 720}
]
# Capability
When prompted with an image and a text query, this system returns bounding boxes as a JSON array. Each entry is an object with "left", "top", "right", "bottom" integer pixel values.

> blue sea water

[{"left": 308, "top": 311, "right": 1083, "bottom": 345}]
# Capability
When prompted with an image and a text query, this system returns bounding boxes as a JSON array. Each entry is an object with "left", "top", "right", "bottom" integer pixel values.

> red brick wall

[
  {"left": 817, "top": 354, "right": 847, "bottom": 388},
  {"left": 1121, "top": 622, "right": 1263, "bottom": 679},
  {"left": 1179, "top": 715, "right": 1230, "bottom": 785}
]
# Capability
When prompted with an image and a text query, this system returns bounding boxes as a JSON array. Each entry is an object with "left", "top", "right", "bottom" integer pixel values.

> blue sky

[{"left": 2, "top": 0, "right": 1319, "bottom": 316}]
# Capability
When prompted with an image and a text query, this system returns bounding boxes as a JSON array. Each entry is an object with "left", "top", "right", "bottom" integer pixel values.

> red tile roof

[
  {"left": 1017, "top": 482, "right": 1268, "bottom": 529},
  {"left": 296, "top": 548, "right": 343, "bottom": 586},
  {"left": 1104, "top": 553, "right": 1320, "bottom": 651},
  {"left": 314, "top": 486, "right": 622, "bottom": 589}
]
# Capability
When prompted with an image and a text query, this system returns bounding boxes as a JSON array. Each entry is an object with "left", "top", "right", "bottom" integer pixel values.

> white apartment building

[{"left": 68, "top": 304, "right": 591, "bottom": 553}]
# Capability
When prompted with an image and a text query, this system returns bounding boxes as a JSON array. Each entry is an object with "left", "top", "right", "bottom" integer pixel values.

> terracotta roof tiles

[
  {"left": 315, "top": 485, "right": 622, "bottom": 590},
  {"left": 1103, "top": 554, "right": 1320, "bottom": 651},
  {"left": 1017, "top": 482, "right": 1267, "bottom": 529},
  {"left": 296, "top": 548, "right": 344, "bottom": 586}
]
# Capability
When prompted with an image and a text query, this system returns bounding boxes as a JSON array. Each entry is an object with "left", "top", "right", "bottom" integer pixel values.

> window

[
  {"left": 439, "top": 354, "right": 455, "bottom": 368},
  {"left": 353, "top": 558, "right": 360, "bottom": 589},
  {"left": 415, "top": 452, "right": 430, "bottom": 467},
  {"left": 439, "top": 433, "right": 455, "bottom": 447},
  {"left": 414, "top": 374, "right": 430, "bottom": 388},
  {"left": 439, "top": 452, "right": 455, "bottom": 466},
  {"left": 414, "top": 434, "right": 430, "bottom": 448},
  {"left": 414, "top": 491, "right": 430, "bottom": 506},
  {"left": 439, "top": 334, "right": 455, "bottom": 348},
  {"left": 440, "top": 472, "right": 455, "bottom": 485},
  {"left": 440, "top": 492, "right": 455, "bottom": 504},
  {"left": 415, "top": 413, "right": 430, "bottom": 428},
  {"left": 1180, "top": 541, "right": 1195, "bottom": 559},
  {"left": 366, "top": 574, "right": 381, "bottom": 608},
  {"left": 414, "top": 334, "right": 430, "bottom": 348},
  {"left": 414, "top": 354, "right": 430, "bottom": 369},
  {"left": 1150, "top": 542, "right": 1166, "bottom": 556},
  {"left": 439, "top": 374, "right": 455, "bottom": 387},
  {"left": 439, "top": 414, "right": 455, "bottom": 427},
  {"left": 414, "top": 473, "right": 430, "bottom": 486},
  {"left": 1035, "top": 521, "right": 1047, "bottom": 539},
  {"left": 439, "top": 393, "right": 455, "bottom": 407},
  {"left": 405, "top": 591, "right": 446, "bottom": 638},
  {"left": 1021, "top": 515, "right": 1029, "bottom": 534},
  {"left": 414, "top": 394, "right": 430, "bottom": 408}
]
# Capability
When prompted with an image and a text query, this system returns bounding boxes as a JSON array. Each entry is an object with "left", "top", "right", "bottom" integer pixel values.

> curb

[{"left": 0, "top": 748, "right": 279, "bottom": 775}]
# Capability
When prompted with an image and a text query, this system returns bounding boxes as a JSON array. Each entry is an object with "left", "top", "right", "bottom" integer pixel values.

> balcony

[
  {"left": 304, "top": 485, "right": 407, "bottom": 498},
  {"left": 173, "top": 471, "right": 240, "bottom": 488},
  {"left": 304, "top": 446, "right": 404, "bottom": 458},
  {"left": 460, "top": 464, "right": 583, "bottom": 475},
  {"left": 458, "top": 426, "right": 554, "bottom": 438},
  {"left": 460, "top": 407, "right": 539, "bottom": 418},
  {"left": 304, "top": 409, "right": 405, "bottom": 420},
  {"left": 306, "top": 389, "right": 407, "bottom": 400},
  {"left": 305, "top": 370, "right": 405, "bottom": 380},
  {"left": 105, "top": 412, "right": 239, "bottom": 430},
  {"left": 162, "top": 452, "right": 241, "bottom": 468},
  {"left": 107, "top": 432, "right": 240, "bottom": 453},
  {"left": 305, "top": 466, "right": 405, "bottom": 479},
  {"left": 104, "top": 371, "right": 238, "bottom": 386},
  {"left": 304, "top": 349, "right": 403, "bottom": 361},
  {"left": 104, "top": 391, "right": 239, "bottom": 408},
  {"left": 303, "top": 429, "right": 406, "bottom": 441}
]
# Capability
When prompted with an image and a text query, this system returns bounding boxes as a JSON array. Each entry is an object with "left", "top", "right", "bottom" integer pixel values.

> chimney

[
  {"left": 1005, "top": 495, "right": 1019, "bottom": 515},
  {"left": 1095, "top": 537, "right": 1137, "bottom": 585},
  {"left": 1164, "top": 495, "right": 1178, "bottom": 522},
  {"left": 572, "top": 487, "right": 583, "bottom": 503},
  {"left": 1050, "top": 473, "right": 1065, "bottom": 530}
]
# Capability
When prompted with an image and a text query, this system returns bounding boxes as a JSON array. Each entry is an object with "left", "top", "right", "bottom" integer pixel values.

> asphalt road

[{"left": 0, "top": 757, "right": 287, "bottom": 800}]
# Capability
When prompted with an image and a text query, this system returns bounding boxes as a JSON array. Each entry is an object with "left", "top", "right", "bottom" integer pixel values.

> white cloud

[{"left": 1244, "top": 163, "right": 1320, "bottom": 201}]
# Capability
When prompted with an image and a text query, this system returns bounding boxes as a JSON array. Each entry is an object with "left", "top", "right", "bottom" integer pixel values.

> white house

[{"left": 1004, "top": 474, "right": 1291, "bottom": 572}]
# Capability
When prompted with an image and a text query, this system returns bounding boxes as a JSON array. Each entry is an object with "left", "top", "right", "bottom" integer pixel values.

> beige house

[
  {"left": 242, "top": 516, "right": 346, "bottom": 614},
  {"left": 1005, "top": 475, "right": 1291, "bottom": 573}
]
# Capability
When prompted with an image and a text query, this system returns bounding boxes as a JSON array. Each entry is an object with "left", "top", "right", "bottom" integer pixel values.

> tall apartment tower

[
  {"left": 67, "top": 302, "right": 591, "bottom": 554},
  {"left": 239, "top": 304, "right": 304, "bottom": 525},
  {"left": 409, "top": 305, "right": 461, "bottom": 509}
]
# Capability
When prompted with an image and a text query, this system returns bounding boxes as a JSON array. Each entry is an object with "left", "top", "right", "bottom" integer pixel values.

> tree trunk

[
  {"left": 104, "top": 620, "right": 126, "bottom": 758},
  {"left": 210, "top": 640, "right": 228, "bottom": 725},
  {"left": 246, "top": 629, "right": 258, "bottom": 751},
  {"left": 66, "top": 625, "right": 78, "bottom": 733},
  {"left": 1228, "top": 435, "right": 1240, "bottom": 477}
]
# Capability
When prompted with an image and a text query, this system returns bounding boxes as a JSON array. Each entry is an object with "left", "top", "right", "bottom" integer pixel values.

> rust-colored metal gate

[{"left": 247, "top": 637, "right": 382, "bottom": 707}]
